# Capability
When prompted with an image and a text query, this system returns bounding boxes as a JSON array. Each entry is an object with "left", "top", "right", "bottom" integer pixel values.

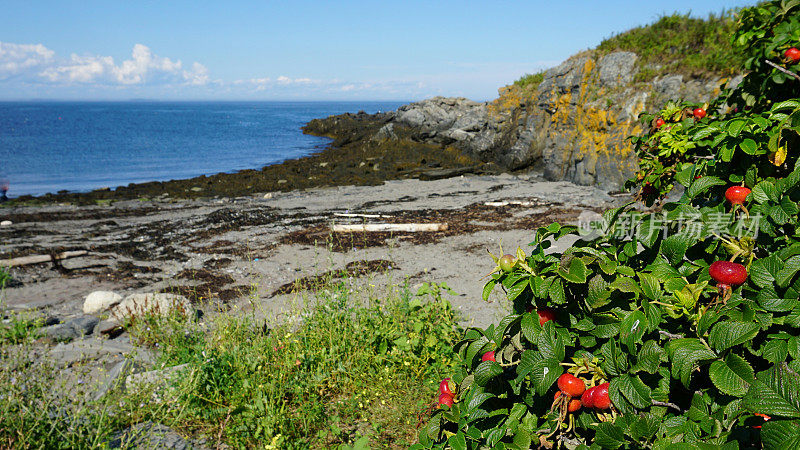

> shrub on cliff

[{"left": 417, "top": 1, "right": 800, "bottom": 448}]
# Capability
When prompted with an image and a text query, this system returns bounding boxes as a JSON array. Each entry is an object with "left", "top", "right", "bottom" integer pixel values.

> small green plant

[
  {"left": 0, "top": 266, "right": 11, "bottom": 290},
  {"left": 0, "top": 313, "right": 42, "bottom": 345},
  {"left": 513, "top": 72, "right": 546, "bottom": 90}
]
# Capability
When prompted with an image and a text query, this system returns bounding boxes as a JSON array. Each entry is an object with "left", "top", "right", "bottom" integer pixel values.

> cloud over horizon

[{"left": 0, "top": 40, "right": 549, "bottom": 100}]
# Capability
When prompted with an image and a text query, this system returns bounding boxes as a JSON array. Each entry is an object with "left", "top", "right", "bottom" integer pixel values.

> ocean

[{"left": 0, "top": 101, "right": 406, "bottom": 198}]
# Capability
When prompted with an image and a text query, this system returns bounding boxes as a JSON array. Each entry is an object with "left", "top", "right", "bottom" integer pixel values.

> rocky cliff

[{"left": 305, "top": 49, "right": 741, "bottom": 190}]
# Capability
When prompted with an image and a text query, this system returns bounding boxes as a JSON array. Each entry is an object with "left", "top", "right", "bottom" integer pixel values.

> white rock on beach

[
  {"left": 111, "top": 293, "right": 191, "bottom": 322},
  {"left": 0, "top": 220, "right": 11, "bottom": 226},
  {"left": 83, "top": 291, "right": 123, "bottom": 314}
]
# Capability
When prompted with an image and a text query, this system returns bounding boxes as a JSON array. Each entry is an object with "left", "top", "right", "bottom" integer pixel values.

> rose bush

[{"left": 416, "top": 2, "right": 800, "bottom": 448}]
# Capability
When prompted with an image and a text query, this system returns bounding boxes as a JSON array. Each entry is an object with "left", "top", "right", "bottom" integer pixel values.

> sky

[{"left": 0, "top": 0, "right": 758, "bottom": 102}]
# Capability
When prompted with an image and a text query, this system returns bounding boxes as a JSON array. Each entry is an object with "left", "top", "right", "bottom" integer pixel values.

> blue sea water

[{"left": 0, "top": 101, "right": 406, "bottom": 198}]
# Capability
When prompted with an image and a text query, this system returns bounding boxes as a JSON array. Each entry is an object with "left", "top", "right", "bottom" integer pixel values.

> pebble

[{"left": 0, "top": 220, "right": 11, "bottom": 226}]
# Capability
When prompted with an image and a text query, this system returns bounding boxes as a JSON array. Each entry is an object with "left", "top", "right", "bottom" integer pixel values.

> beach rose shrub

[{"left": 415, "top": 2, "right": 800, "bottom": 448}]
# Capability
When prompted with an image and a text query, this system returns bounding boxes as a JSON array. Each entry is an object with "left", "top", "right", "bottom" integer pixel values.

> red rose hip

[
  {"left": 709, "top": 261, "right": 748, "bottom": 287},
  {"left": 557, "top": 373, "right": 586, "bottom": 397},
  {"left": 593, "top": 382, "right": 612, "bottom": 410},
  {"left": 581, "top": 386, "right": 597, "bottom": 408},
  {"left": 785, "top": 47, "right": 800, "bottom": 63},
  {"left": 439, "top": 378, "right": 454, "bottom": 396},
  {"left": 537, "top": 307, "right": 556, "bottom": 326},
  {"left": 568, "top": 398, "right": 582, "bottom": 412},
  {"left": 693, "top": 108, "right": 707, "bottom": 119},
  {"left": 655, "top": 118, "right": 665, "bottom": 128},
  {"left": 725, "top": 186, "right": 751, "bottom": 205},
  {"left": 438, "top": 393, "right": 454, "bottom": 407},
  {"left": 481, "top": 351, "right": 496, "bottom": 362}
]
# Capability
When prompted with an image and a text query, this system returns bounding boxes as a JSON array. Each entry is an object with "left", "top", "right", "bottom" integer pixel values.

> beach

[{"left": 1, "top": 172, "right": 622, "bottom": 329}]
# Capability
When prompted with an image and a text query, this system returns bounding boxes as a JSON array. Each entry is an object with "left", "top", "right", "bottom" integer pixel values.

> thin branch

[
  {"left": 765, "top": 60, "right": 800, "bottom": 82},
  {"left": 652, "top": 400, "right": 682, "bottom": 412},
  {"left": 658, "top": 330, "right": 684, "bottom": 340}
]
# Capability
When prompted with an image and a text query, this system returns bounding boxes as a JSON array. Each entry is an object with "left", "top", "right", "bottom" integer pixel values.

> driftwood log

[
  {"left": 0, "top": 250, "right": 88, "bottom": 268},
  {"left": 331, "top": 223, "right": 448, "bottom": 233}
]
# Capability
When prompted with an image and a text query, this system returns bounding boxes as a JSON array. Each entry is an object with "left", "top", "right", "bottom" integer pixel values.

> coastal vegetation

[
  {"left": 0, "top": 279, "right": 462, "bottom": 448},
  {"left": 419, "top": 1, "right": 800, "bottom": 447},
  {"left": 3, "top": 2, "right": 800, "bottom": 449}
]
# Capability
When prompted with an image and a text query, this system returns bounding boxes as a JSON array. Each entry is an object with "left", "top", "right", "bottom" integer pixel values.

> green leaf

[
  {"left": 610, "top": 276, "right": 642, "bottom": 296},
  {"left": 507, "top": 278, "right": 529, "bottom": 302},
  {"left": 632, "top": 340, "right": 665, "bottom": 374},
  {"left": 687, "top": 176, "right": 725, "bottom": 199},
  {"left": 762, "top": 420, "right": 800, "bottom": 449},
  {"left": 709, "top": 321, "right": 761, "bottom": 352},
  {"left": 520, "top": 314, "right": 539, "bottom": 343},
  {"left": 726, "top": 119, "right": 747, "bottom": 137},
  {"left": 743, "top": 363, "right": 800, "bottom": 418},
  {"left": 639, "top": 273, "right": 662, "bottom": 300},
  {"left": 448, "top": 432, "right": 467, "bottom": 450},
  {"left": 530, "top": 357, "right": 561, "bottom": 396},
  {"left": 482, "top": 280, "right": 496, "bottom": 301},
  {"left": 750, "top": 255, "right": 782, "bottom": 288},
  {"left": 537, "top": 326, "right": 565, "bottom": 362},
  {"left": 763, "top": 339, "right": 789, "bottom": 363},
  {"left": 587, "top": 274, "right": 612, "bottom": 309},
  {"left": 548, "top": 278, "right": 565, "bottom": 304},
  {"left": 740, "top": 138, "right": 759, "bottom": 154},
  {"left": 771, "top": 100, "right": 800, "bottom": 112},
  {"left": 661, "top": 233, "right": 693, "bottom": 266},
  {"left": 611, "top": 374, "right": 652, "bottom": 409},
  {"left": 474, "top": 361, "right": 503, "bottom": 386},
  {"left": 558, "top": 257, "right": 589, "bottom": 284},
  {"left": 668, "top": 339, "right": 717, "bottom": 387},
  {"left": 777, "top": 255, "right": 800, "bottom": 288},
  {"left": 594, "top": 423, "right": 625, "bottom": 449},
  {"left": 619, "top": 311, "right": 647, "bottom": 352},
  {"left": 752, "top": 180, "right": 779, "bottom": 203},
  {"left": 709, "top": 354, "right": 754, "bottom": 397}
]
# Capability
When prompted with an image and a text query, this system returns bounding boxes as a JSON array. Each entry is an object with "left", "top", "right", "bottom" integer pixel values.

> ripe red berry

[
  {"left": 693, "top": 108, "right": 707, "bottom": 119},
  {"left": 709, "top": 261, "right": 748, "bottom": 287},
  {"left": 438, "top": 393, "right": 454, "bottom": 408},
  {"left": 568, "top": 398, "right": 582, "bottom": 412},
  {"left": 655, "top": 118, "right": 665, "bottom": 128},
  {"left": 725, "top": 186, "right": 751, "bottom": 205},
  {"left": 785, "top": 47, "right": 800, "bottom": 63},
  {"left": 439, "top": 378, "right": 454, "bottom": 396},
  {"left": 581, "top": 386, "right": 597, "bottom": 408},
  {"left": 593, "top": 382, "right": 611, "bottom": 410},
  {"left": 481, "top": 351, "right": 496, "bottom": 362},
  {"left": 557, "top": 373, "right": 586, "bottom": 397},
  {"left": 537, "top": 308, "right": 556, "bottom": 326}
]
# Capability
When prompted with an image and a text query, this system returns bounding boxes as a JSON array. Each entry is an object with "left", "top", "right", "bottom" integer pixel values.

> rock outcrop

[{"left": 304, "top": 50, "right": 740, "bottom": 189}]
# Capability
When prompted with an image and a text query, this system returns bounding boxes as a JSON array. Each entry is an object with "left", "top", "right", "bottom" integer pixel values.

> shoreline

[
  {"left": 5, "top": 107, "right": 500, "bottom": 206},
  {"left": 1, "top": 173, "right": 621, "bottom": 328}
]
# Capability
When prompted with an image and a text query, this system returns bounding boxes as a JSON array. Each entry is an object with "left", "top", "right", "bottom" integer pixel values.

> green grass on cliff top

[
  {"left": 515, "top": 11, "right": 745, "bottom": 88},
  {"left": 598, "top": 11, "right": 744, "bottom": 81}
]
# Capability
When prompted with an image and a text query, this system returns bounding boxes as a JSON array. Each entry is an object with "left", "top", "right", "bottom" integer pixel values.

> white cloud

[
  {"left": 0, "top": 42, "right": 54, "bottom": 78},
  {"left": 183, "top": 62, "right": 209, "bottom": 86},
  {"left": 0, "top": 41, "right": 212, "bottom": 87},
  {"left": 40, "top": 53, "right": 113, "bottom": 83},
  {"left": 111, "top": 43, "right": 182, "bottom": 84}
]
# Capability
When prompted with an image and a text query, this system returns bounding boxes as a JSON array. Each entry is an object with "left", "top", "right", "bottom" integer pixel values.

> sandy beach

[{"left": 1, "top": 172, "right": 622, "bottom": 329}]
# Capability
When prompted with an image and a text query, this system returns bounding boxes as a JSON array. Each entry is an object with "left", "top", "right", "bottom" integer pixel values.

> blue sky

[{"left": 0, "top": 0, "right": 756, "bottom": 101}]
